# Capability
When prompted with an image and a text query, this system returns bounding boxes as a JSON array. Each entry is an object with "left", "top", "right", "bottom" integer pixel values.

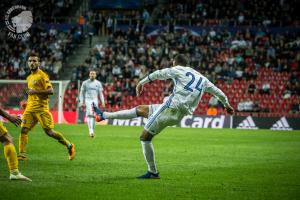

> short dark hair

[
  {"left": 28, "top": 52, "right": 39, "bottom": 60},
  {"left": 174, "top": 54, "right": 188, "bottom": 66},
  {"left": 89, "top": 69, "right": 97, "bottom": 73}
]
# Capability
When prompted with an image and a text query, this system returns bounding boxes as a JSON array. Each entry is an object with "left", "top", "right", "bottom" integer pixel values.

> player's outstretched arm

[
  {"left": 0, "top": 108, "right": 22, "bottom": 127},
  {"left": 99, "top": 90, "right": 106, "bottom": 108},
  {"left": 136, "top": 83, "right": 144, "bottom": 96},
  {"left": 79, "top": 82, "right": 86, "bottom": 108},
  {"left": 204, "top": 80, "right": 234, "bottom": 115},
  {"left": 27, "top": 88, "right": 54, "bottom": 95},
  {"left": 137, "top": 68, "right": 177, "bottom": 96}
]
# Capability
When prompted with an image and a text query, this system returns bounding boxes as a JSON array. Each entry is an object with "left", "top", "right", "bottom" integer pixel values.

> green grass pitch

[{"left": 0, "top": 124, "right": 300, "bottom": 200}]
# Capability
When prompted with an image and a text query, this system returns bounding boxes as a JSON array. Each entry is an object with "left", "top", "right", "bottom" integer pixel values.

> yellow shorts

[
  {"left": 0, "top": 121, "right": 8, "bottom": 137},
  {"left": 21, "top": 110, "right": 54, "bottom": 130}
]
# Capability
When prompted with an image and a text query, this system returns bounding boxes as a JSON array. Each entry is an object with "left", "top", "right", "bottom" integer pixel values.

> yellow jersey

[{"left": 26, "top": 69, "right": 52, "bottom": 112}]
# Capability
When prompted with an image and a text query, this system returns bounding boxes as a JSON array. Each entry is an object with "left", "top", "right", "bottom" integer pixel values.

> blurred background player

[
  {"left": 79, "top": 70, "right": 105, "bottom": 138},
  {"left": 94, "top": 54, "right": 234, "bottom": 179},
  {"left": 18, "top": 53, "right": 75, "bottom": 161},
  {"left": 0, "top": 107, "right": 31, "bottom": 181}
]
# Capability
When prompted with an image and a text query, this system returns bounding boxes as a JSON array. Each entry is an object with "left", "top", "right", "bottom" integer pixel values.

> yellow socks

[
  {"left": 19, "top": 134, "right": 28, "bottom": 155},
  {"left": 4, "top": 143, "right": 19, "bottom": 173},
  {"left": 53, "top": 130, "right": 71, "bottom": 148}
]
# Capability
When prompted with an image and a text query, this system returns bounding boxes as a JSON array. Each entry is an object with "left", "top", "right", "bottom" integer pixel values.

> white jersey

[
  {"left": 79, "top": 79, "right": 104, "bottom": 105},
  {"left": 139, "top": 66, "right": 229, "bottom": 115}
]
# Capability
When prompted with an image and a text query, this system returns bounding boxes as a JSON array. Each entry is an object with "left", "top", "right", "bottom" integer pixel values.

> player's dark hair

[
  {"left": 28, "top": 52, "right": 39, "bottom": 60},
  {"left": 174, "top": 54, "right": 188, "bottom": 66}
]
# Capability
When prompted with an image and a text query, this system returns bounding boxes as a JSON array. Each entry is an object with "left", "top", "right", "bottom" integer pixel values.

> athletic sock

[
  {"left": 90, "top": 117, "right": 95, "bottom": 135},
  {"left": 4, "top": 143, "right": 19, "bottom": 173},
  {"left": 141, "top": 141, "right": 157, "bottom": 174},
  {"left": 92, "top": 116, "right": 95, "bottom": 129},
  {"left": 87, "top": 116, "right": 95, "bottom": 135},
  {"left": 104, "top": 107, "right": 137, "bottom": 119},
  {"left": 19, "top": 133, "right": 28, "bottom": 155}
]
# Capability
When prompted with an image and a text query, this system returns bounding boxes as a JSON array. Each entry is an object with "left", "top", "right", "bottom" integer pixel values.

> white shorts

[
  {"left": 85, "top": 100, "right": 98, "bottom": 117},
  {"left": 148, "top": 104, "right": 161, "bottom": 117},
  {"left": 145, "top": 103, "right": 185, "bottom": 135}
]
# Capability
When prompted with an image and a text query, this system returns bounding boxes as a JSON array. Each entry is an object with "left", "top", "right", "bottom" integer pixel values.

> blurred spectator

[
  {"left": 207, "top": 106, "right": 218, "bottom": 116},
  {"left": 93, "top": 12, "right": 102, "bottom": 36},
  {"left": 267, "top": 46, "right": 276, "bottom": 59},
  {"left": 290, "top": 103, "right": 300, "bottom": 114},
  {"left": 142, "top": 9, "right": 150, "bottom": 22},
  {"left": 260, "top": 82, "right": 271, "bottom": 94},
  {"left": 114, "top": 81, "right": 123, "bottom": 95},
  {"left": 112, "top": 62, "right": 122, "bottom": 77},
  {"left": 283, "top": 83, "right": 292, "bottom": 99},
  {"left": 107, "top": 91, "right": 117, "bottom": 107},
  {"left": 235, "top": 68, "right": 244, "bottom": 80},
  {"left": 78, "top": 15, "right": 85, "bottom": 34},
  {"left": 115, "top": 93, "right": 122, "bottom": 106},
  {"left": 209, "top": 96, "right": 219, "bottom": 107},
  {"left": 128, "top": 81, "right": 137, "bottom": 96},
  {"left": 248, "top": 80, "right": 256, "bottom": 94},
  {"left": 106, "top": 16, "right": 113, "bottom": 35},
  {"left": 291, "top": 82, "right": 300, "bottom": 95},
  {"left": 237, "top": 99, "right": 254, "bottom": 112},
  {"left": 253, "top": 101, "right": 261, "bottom": 113}
]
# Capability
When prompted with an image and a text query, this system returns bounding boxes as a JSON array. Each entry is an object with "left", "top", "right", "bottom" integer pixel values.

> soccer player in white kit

[
  {"left": 79, "top": 70, "right": 105, "bottom": 138},
  {"left": 93, "top": 54, "right": 234, "bottom": 178}
]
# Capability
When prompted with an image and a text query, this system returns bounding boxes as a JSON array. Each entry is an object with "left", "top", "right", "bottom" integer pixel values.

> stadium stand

[
  {"left": 66, "top": 26, "right": 299, "bottom": 117},
  {"left": 153, "top": 0, "right": 299, "bottom": 26},
  {"left": 0, "top": 0, "right": 84, "bottom": 112},
  {"left": 0, "top": 25, "right": 82, "bottom": 80}
]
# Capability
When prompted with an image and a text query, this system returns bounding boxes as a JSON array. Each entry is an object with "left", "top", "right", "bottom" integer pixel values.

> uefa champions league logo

[{"left": 5, "top": 5, "right": 33, "bottom": 40}]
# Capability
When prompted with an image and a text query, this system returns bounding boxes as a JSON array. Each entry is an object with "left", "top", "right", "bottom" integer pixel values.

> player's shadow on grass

[{"left": 74, "top": 176, "right": 140, "bottom": 184}]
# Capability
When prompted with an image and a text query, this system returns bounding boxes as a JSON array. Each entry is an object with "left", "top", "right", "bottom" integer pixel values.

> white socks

[
  {"left": 87, "top": 116, "right": 95, "bottom": 136},
  {"left": 141, "top": 141, "right": 157, "bottom": 174},
  {"left": 104, "top": 107, "right": 137, "bottom": 119}
]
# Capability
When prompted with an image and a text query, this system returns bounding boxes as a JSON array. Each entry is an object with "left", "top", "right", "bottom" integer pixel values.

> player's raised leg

[{"left": 93, "top": 104, "right": 150, "bottom": 121}]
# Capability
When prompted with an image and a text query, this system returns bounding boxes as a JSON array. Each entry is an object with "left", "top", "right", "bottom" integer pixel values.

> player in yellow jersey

[
  {"left": 18, "top": 52, "right": 75, "bottom": 161},
  {"left": 0, "top": 107, "right": 31, "bottom": 181}
]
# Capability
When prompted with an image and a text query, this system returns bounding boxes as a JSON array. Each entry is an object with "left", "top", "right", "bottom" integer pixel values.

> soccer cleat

[
  {"left": 90, "top": 133, "right": 95, "bottom": 138},
  {"left": 68, "top": 144, "right": 75, "bottom": 160},
  {"left": 92, "top": 103, "right": 105, "bottom": 122},
  {"left": 137, "top": 171, "right": 160, "bottom": 179},
  {"left": 17, "top": 154, "right": 28, "bottom": 161},
  {"left": 10, "top": 173, "right": 32, "bottom": 182}
]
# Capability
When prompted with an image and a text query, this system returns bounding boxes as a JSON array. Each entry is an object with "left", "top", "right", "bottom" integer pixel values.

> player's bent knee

[
  {"left": 136, "top": 105, "right": 149, "bottom": 118},
  {"left": 136, "top": 106, "right": 143, "bottom": 116},
  {"left": 44, "top": 129, "right": 54, "bottom": 137},
  {"left": 0, "top": 133, "right": 13, "bottom": 145},
  {"left": 21, "top": 127, "right": 29, "bottom": 135},
  {"left": 139, "top": 130, "right": 153, "bottom": 141}
]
